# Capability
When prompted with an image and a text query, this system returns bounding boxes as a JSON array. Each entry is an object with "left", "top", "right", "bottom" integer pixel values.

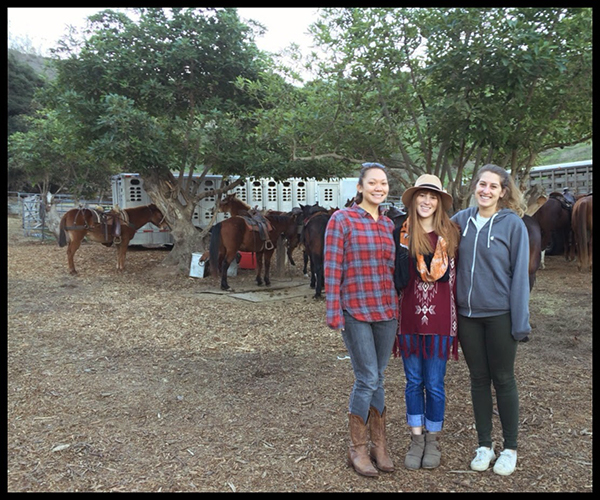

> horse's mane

[
  {"left": 224, "top": 195, "right": 251, "bottom": 211},
  {"left": 264, "top": 213, "right": 292, "bottom": 224}
]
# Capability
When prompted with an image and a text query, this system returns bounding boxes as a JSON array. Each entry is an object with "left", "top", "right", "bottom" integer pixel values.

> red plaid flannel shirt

[{"left": 324, "top": 205, "right": 398, "bottom": 330}]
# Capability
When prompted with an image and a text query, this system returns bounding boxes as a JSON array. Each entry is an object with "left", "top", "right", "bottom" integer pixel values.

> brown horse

[
  {"left": 218, "top": 193, "right": 252, "bottom": 217},
  {"left": 299, "top": 204, "right": 338, "bottom": 299},
  {"left": 218, "top": 194, "right": 301, "bottom": 266},
  {"left": 571, "top": 194, "right": 592, "bottom": 272},
  {"left": 58, "top": 204, "right": 169, "bottom": 275},
  {"left": 532, "top": 193, "right": 573, "bottom": 268},
  {"left": 522, "top": 214, "right": 542, "bottom": 291},
  {"left": 209, "top": 212, "right": 299, "bottom": 290}
]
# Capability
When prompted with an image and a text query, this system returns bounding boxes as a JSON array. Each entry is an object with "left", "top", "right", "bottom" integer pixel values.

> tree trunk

[
  {"left": 162, "top": 219, "right": 210, "bottom": 274},
  {"left": 141, "top": 173, "right": 214, "bottom": 275}
]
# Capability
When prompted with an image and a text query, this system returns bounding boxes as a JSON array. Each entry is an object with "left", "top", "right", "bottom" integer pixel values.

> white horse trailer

[
  {"left": 111, "top": 173, "right": 174, "bottom": 246},
  {"left": 292, "top": 178, "right": 314, "bottom": 207},
  {"left": 112, "top": 172, "right": 364, "bottom": 244},
  {"left": 528, "top": 160, "right": 592, "bottom": 195}
]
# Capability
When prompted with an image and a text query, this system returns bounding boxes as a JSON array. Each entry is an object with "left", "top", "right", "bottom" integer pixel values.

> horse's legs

[
  {"left": 255, "top": 253, "right": 264, "bottom": 286},
  {"left": 66, "top": 236, "right": 81, "bottom": 275},
  {"left": 116, "top": 243, "right": 126, "bottom": 272},
  {"left": 308, "top": 253, "right": 317, "bottom": 288},
  {"left": 286, "top": 245, "right": 296, "bottom": 267},
  {"left": 220, "top": 250, "right": 237, "bottom": 290},
  {"left": 540, "top": 249, "right": 546, "bottom": 269},
  {"left": 263, "top": 251, "right": 274, "bottom": 287},
  {"left": 312, "top": 253, "right": 325, "bottom": 299},
  {"left": 302, "top": 250, "right": 309, "bottom": 276}
]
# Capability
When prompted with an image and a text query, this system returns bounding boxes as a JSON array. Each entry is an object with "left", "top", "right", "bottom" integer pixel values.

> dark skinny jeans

[{"left": 457, "top": 313, "right": 519, "bottom": 450}]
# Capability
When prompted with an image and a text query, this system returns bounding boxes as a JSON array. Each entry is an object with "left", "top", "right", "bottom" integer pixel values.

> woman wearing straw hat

[{"left": 393, "top": 174, "right": 461, "bottom": 470}]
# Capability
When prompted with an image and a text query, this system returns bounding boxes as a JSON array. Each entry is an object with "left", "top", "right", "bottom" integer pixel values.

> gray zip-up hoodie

[{"left": 451, "top": 207, "right": 531, "bottom": 341}]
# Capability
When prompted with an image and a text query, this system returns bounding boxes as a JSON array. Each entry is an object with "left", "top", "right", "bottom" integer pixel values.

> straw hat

[{"left": 401, "top": 174, "right": 453, "bottom": 211}]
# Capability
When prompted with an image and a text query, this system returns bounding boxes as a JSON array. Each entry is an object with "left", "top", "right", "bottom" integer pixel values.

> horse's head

[
  {"left": 149, "top": 204, "right": 170, "bottom": 230},
  {"left": 217, "top": 193, "right": 234, "bottom": 212},
  {"left": 218, "top": 193, "right": 252, "bottom": 217}
]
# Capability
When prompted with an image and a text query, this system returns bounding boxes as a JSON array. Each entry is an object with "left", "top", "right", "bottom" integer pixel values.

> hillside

[{"left": 9, "top": 48, "right": 57, "bottom": 80}]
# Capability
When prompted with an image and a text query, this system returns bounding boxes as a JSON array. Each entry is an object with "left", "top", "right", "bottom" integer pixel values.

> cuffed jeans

[
  {"left": 401, "top": 334, "right": 449, "bottom": 432},
  {"left": 342, "top": 311, "right": 398, "bottom": 423},
  {"left": 457, "top": 313, "right": 519, "bottom": 450}
]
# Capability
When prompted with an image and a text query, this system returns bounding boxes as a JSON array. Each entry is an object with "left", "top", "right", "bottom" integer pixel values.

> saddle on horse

[
  {"left": 550, "top": 192, "right": 574, "bottom": 211},
  {"left": 66, "top": 206, "right": 128, "bottom": 245},
  {"left": 238, "top": 209, "right": 274, "bottom": 250}
]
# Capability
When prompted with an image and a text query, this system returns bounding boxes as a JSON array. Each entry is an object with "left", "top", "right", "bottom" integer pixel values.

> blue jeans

[
  {"left": 342, "top": 311, "right": 398, "bottom": 423},
  {"left": 401, "top": 334, "right": 449, "bottom": 432}
]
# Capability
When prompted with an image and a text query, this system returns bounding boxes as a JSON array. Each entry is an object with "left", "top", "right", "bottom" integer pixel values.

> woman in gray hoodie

[{"left": 451, "top": 164, "right": 531, "bottom": 477}]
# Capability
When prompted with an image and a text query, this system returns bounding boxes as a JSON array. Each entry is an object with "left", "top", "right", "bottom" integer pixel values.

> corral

[{"left": 7, "top": 215, "right": 592, "bottom": 492}]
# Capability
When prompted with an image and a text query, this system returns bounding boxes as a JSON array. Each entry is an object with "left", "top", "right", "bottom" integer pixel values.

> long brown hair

[
  {"left": 471, "top": 164, "right": 526, "bottom": 217},
  {"left": 406, "top": 190, "right": 460, "bottom": 258}
]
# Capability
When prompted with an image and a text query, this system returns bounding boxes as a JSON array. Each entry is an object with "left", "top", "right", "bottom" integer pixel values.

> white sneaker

[
  {"left": 470, "top": 445, "right": 496, "bottom": 471},
  {"left": 493, "top": 449, "right": 517, "bottom": 476}
]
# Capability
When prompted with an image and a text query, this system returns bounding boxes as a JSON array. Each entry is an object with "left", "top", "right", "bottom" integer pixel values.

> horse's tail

[
  {"left": 573, "top": 199, "right": 590, "bottom": 270},
  {"left": 58, "top": 215, "right": 68, "bottom": 247},
  {"left": 209, "top": 222, "right": 222, "bottom": 277}
]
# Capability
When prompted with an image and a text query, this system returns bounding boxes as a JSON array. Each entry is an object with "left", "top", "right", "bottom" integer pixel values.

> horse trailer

[
  {"left": 111, "top": 173, "right": 174, "bottom": 246},
  {"left": 111, "top": 173, "right": 361, "bottom": 245},
  {"left": 528, "top": 160, "right": 592, "bottom": 195}
]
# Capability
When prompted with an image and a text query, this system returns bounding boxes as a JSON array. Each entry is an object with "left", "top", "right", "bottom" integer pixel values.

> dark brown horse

[
  {"left": 298, "top": 203, "right": 331, "bottom": 278},
  {"left": 532, "top": 193, "right": 573, "bottom": 268},
  {"left": 571, "top": 194, "right": 592, "bottom": 272},
  {"left": 58, "top": 204, "right": 169, "bottom": 275},
  {"left": 209, "top": 212, "right": 299, "bottom": 290},
  {"left": 522, "top": 214, "right": 542, "bottom": 291},
  {"left": 300, "top": 205, "right": 336, "bottom": 299},
  {"left": 386, "top": 203, "right": 408, "bottom": 229},
  {"left": 265, "top": 209, "right": 302, "bottom": 266}
]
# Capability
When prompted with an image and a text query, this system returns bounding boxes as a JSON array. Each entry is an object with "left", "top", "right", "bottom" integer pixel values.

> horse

[
  {"left": 58, "top": 204, "right": 169, "bottom": 275},
  {"left": 300, "top": 206, "right": 334, "bottom": 299},
  {"left": 218, "top": 193, "right": 252, "bottom": 217},
  {"left": 522, "top": 215, "right": 542, "bottom": 291},
  {"left": 386, "top": 203, "right": 408, "bottom": 229},
  {"left": 532, "top": 193, "right": 573, "bottom": 268},
  {"left": 265, "top": 209, "right": 303, "bottom": 267},
  {"left": 571, "top": 194, "right": 592, "bottom": 272},
  {"left": 298, "top": 203, "right": 331, "bottom": 277},
  {"left": 209, "top": 212, "right": 299, "bottom": 290},
  {"left": 218, "top": 194, "right": 302, "bottom": 267}
]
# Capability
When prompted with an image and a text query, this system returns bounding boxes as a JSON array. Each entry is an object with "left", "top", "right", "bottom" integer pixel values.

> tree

[
  {"left": 8, "top": 51, "right": 45, "bottom": 135},
  {"left": 30, "top": 7, "right": 350, "bottom": 272},
  {"left": 287, "top": 7, "right": 592, "bottom": 207}
]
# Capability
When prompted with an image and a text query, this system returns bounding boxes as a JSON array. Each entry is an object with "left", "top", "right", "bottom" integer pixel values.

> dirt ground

[{"left": 7, "top": 215, "right": 592, "bottom": 492}]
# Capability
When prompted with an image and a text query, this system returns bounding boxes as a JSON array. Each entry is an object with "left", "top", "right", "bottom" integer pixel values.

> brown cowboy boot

[
  {"left": 422, "top": 432, "right": 442, "bottom": 469},
  {"left": 368, "top": 406, "right": 395, "bottom": 472},
  {"left": 347, "top": 413, "right": 379, "bottom": 477}
]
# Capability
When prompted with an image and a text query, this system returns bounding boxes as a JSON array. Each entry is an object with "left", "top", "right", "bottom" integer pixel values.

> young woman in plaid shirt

[{"left": 324, "top": 163, "right": 398, "bottom": 477}]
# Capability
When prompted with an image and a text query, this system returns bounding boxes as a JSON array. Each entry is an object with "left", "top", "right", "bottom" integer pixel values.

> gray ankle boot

[
  {"left": 405, "top": 433, "right": 425, "bottom": 470},
  {"left": 422, "top": 432, "right": 441, "bottom": 469}
]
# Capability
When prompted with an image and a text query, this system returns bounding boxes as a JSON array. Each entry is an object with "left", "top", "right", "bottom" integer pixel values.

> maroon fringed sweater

[{"left": 393, "top": 232, "right": 459, "bottom": 361}]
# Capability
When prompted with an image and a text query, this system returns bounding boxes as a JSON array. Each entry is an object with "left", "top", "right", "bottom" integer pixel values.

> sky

[{"left": 7, "top": 7, "right": 321, "bottom": 57}]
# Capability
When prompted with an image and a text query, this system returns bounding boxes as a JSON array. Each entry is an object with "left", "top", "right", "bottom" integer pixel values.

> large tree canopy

[
  {"left": 260, "top": 7, "right": 592, "bottom": 205},
  {"left": 18, "top": 7, "right": 352, "bottom": 270}
]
